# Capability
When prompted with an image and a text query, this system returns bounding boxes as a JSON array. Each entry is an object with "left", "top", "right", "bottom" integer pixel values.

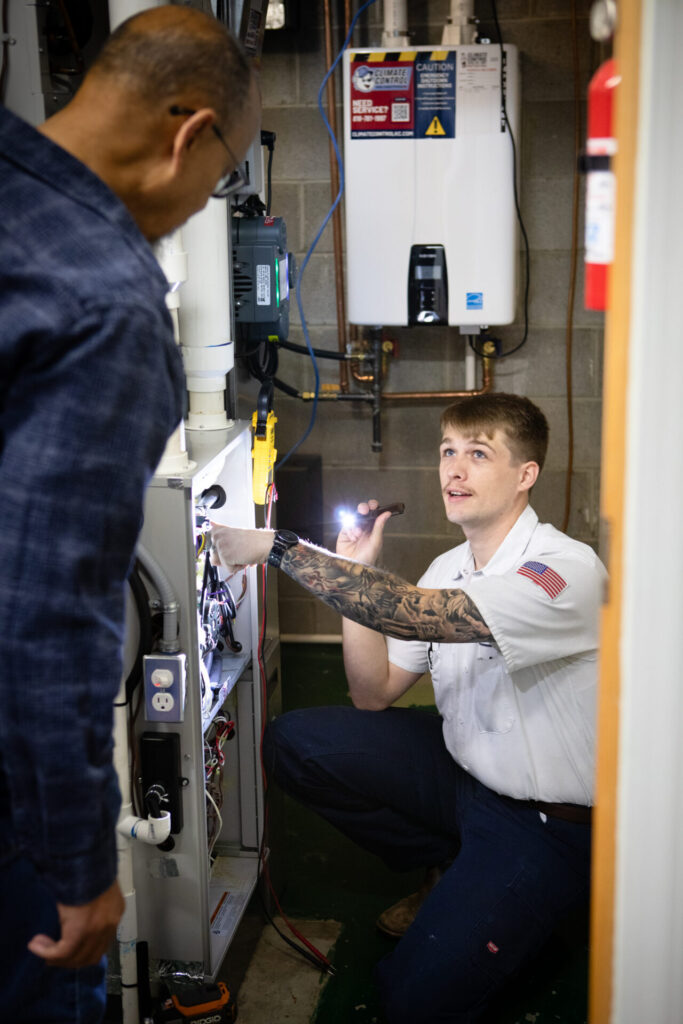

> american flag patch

[{"left": 517, "top": 561, "right": 567, "bottom": 599}]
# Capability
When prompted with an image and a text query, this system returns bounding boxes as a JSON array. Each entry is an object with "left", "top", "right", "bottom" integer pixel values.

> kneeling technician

[{"left": 211, "top": 392, "right": 606, "bottom": 1023}]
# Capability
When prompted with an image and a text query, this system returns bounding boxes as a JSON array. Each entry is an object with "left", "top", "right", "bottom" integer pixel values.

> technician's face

[{"left": 439, "top": 426, "right": 534, "bottom": 533}]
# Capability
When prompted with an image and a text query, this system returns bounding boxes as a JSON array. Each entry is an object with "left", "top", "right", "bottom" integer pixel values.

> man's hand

[
  {"left": 27, "top": 879, "right": 125, "bottom": 968},
  {"left": 211, "top": 525, "right": 274, "bottom": 572},
  {"left": 336, "top": 500, "right": 391, "bottom": 566}
]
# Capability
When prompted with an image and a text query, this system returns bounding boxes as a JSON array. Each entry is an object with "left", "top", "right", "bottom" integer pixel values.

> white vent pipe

[
  {"left": 442, "top": 0, "right": 477, "bottom": 45},
  {"left": 382, "top": 0, "right": 410, "bottom": 48},
  {"left": 155, "top": 231, "right": 194, "bottom": 475},
  {"left": 108, "top": 0, "right": 163, "bottom": 31},
  {"left": 177, "top": 199, "right": 234, "bottom": 431}
]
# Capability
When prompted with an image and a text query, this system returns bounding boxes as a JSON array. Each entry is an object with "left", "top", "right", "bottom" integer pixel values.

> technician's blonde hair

[{"left": 440, "top": 392, "right": 549, "bottom": 471}]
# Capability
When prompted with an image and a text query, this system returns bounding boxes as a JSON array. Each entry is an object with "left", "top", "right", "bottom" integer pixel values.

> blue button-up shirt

[{"left": 0, "top": 105, "right": 185, "bottom": 904}]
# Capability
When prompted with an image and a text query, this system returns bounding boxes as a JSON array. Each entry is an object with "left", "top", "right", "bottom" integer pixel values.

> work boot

[{"left": 376, "top": 865, "right": 444, "bottom": 939}]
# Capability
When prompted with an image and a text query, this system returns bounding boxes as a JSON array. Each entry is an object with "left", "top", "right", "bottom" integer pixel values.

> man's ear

[
  {"left": 169, "top": 107, "right": 216, "bottom": 172},
  {"left": 519, "top": 461, "right": 540, "bottom": 493}
]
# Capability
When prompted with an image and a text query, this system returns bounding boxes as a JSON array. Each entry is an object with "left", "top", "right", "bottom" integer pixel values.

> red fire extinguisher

[{"left": 583, "top": 58, "right": 621, "bottom": 311}]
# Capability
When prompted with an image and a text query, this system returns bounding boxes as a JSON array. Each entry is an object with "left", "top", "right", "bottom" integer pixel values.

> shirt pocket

[{"left": 474, "top": 645, "right": 516, "bottom": 734}]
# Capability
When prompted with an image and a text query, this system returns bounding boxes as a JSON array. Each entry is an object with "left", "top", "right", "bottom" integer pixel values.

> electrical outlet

[
  {"left": 152, "top": 691, "right": 175, "bottom": 713},
  {"left": 144, "top": 654, "right": 186, "bottom": 722}
]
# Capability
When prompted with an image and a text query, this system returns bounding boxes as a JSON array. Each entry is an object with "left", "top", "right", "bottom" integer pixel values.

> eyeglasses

[{"left": 169, "top": 105, "right": 247, "bottom": 199}]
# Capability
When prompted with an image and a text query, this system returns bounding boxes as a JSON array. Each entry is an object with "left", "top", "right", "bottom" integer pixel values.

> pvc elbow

[{"left": 117, "top": 812, "right": 172, "bottom": 846}]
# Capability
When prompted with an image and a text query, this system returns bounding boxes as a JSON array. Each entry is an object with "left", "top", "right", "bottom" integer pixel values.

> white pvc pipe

[
  {"left": 113, "top": 674, "right": 140, "bottom": 1024},
  {"left": 156, "top": 233, "right": 194, "bottom": 476},
  {"left": 117, "top": 813, "right": 172, "bottom": 845},
  {"left": 464, "top": 340, "right": 476, "bottom": 390},
  {"left": 442, "top": 0, "right": 476, "bottom": 45},
  {"left": 108, "top": 0, "right": 164, "bottom": 31},
  {"left": 382, "top": 0, "right": 410, "bottom": 48},
  {"left": 178, "top": 200, "right": 234, "bottom": 431}
]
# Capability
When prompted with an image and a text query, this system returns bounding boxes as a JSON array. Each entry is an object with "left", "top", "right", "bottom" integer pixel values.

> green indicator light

[{"left": 274, "top": 257, "right": 280, "bottom": 307}]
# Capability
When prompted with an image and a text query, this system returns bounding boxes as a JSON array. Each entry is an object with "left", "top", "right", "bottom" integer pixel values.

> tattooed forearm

[{"left": 281, "top": 544, "right": 493, "bottom": 644}]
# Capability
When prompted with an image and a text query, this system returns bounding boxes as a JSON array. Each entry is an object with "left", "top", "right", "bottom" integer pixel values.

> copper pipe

[
  {"left": 344, "top": 0, "right": 361, "bottom": 356},
  {"left": 300, "top": 354, "right": 494, "bottom": 402},
  {"left": 323, "top": 0, "right": 350, "bottom": 393},
  {"left": 350, "top": 364, "right": 375, "bottom": 383},
  {"left": 381, "top": 354, "right": 494, "bottom": 399}
]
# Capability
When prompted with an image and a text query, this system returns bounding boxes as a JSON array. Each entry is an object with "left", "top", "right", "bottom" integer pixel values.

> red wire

[{"left": 255, "top": 482, "right": 332, "bottom": 970}]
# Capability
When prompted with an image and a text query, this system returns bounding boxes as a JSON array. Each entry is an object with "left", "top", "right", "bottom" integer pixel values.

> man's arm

[
  {"left": 341, "top": 616, "right": 422, "bottom": 710},
  {"left": 211, "top": 526, "right": 493, "bottom": 645},
  {"left": 28, "top": 881, "right": 125, "bottom": 968}
]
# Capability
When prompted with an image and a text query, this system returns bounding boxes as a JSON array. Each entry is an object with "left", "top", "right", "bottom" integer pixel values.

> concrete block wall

[{"left": 237, "top": 0, "right": 606, "bottom": 638}]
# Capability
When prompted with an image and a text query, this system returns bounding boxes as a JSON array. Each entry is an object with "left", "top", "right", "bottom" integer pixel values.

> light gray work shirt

[{"left": 386, "top": 506, "right": 607, "bottom": 804}]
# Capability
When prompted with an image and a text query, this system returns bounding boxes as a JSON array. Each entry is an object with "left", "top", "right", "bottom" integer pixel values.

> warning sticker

[
  {"left": 210, "top": 891, "right": 236, "bottom": 936},
  {"left": 349, "top": 51, "right": 455, "bottom": 139},
  {"left": 414, "top": 55, "right": 455, "bottom": 138},
  {"left": 425, "top": 116, "right": 446, "bottom": 136}
]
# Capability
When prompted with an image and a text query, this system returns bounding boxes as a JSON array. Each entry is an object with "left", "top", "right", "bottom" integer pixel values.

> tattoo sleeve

[{"left": 280, "top": 543, "right": 493, "bottom": 644}]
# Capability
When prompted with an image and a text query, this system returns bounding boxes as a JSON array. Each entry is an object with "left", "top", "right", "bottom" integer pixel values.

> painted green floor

[{"left": 276, "top": 642, "right": 589, "bottom": 1024}]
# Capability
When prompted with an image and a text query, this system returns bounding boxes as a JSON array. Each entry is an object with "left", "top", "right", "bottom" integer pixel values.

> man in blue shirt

[{"left": 0, "top": 6, "right": 260, "bottom": 1020}]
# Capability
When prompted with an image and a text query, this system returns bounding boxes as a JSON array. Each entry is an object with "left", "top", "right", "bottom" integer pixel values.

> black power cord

[
  {"left": 470, "top": 0, "right": 531, "bottom": 361},
  {"left": 122, "top": 564, "right": 154, "bottom": 705},
  {"left": 261, "top": 130, "right": 277, "bottom": 215}
]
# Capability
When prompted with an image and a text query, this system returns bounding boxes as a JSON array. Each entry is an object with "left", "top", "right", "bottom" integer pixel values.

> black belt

[{"left": 500, "top": 795, "right": 592, "bottom": 825}]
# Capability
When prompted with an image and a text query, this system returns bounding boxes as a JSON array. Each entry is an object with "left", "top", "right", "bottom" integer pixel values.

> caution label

[
  {"left": 425, "top": 116, "right": 446, "bottom": 136},
  {"left": 350, "top": 50, "right": 455, "bottom": 140},
  {"left": 415, "top": 53, "right": 455, "bottom": 138}
]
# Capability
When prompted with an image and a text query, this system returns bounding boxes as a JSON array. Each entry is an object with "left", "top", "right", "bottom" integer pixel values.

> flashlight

[
  {"left": 337, "top": 503, "right": 405, "bottom": 530},
  {"left": 357, "top": 502, "right": 405, "bottom": 520}
]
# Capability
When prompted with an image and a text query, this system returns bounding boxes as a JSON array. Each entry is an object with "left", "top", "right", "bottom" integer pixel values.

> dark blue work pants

[
  {"left": 264, "top": 705, "right": 591, "bottom": 1024},
  {"left": 0, "top": 853, "right": 106, "bottom": 1023}
]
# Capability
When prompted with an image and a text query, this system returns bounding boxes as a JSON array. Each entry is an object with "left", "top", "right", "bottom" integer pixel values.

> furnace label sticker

[{"left": 256, "top": 264, "right": 271, "bottom": 305}]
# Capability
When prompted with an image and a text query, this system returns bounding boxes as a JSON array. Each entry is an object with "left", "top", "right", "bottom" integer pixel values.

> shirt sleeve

[
  {"left": 466, "top": 551, "right": 606, "bottom": 673},
  {"left": 0, "top": 300, "right": 182, "bottom": 904}
]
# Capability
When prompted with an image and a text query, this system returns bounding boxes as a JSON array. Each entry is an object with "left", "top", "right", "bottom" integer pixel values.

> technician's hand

[
  {"left": 27, "top": 879, "right": 124, "bottom": 968},
  {"left": 336, "top": 500, "right": 391, "bottom": 566},
  {"left": 211, "top": 525, "right": 274, "bottom": 573}
]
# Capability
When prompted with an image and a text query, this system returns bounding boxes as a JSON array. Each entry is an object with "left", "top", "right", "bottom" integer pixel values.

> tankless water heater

[{"left": 343, "top": 44, "right": 520, "bottom": 328}]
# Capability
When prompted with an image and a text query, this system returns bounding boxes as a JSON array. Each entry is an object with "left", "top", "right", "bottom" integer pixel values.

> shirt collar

[
  {"left": 451, "top": 505, "right": 539, "bottom": 581},
  {"left": 0, "top": 105, "right": 161, "bottom": 275}
]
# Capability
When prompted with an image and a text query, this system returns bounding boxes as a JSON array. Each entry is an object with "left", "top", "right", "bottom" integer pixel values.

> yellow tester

[{"left": 251, "top": 406, "right": 277, "bottom": 506}]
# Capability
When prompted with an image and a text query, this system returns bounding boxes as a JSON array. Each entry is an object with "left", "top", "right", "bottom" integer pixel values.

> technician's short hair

[
  {"left": 91, "top": 7, "right": 253, "bottom": 131},
  {"left": 440, "top": 392, "right": 549, "bottom": 471}
]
